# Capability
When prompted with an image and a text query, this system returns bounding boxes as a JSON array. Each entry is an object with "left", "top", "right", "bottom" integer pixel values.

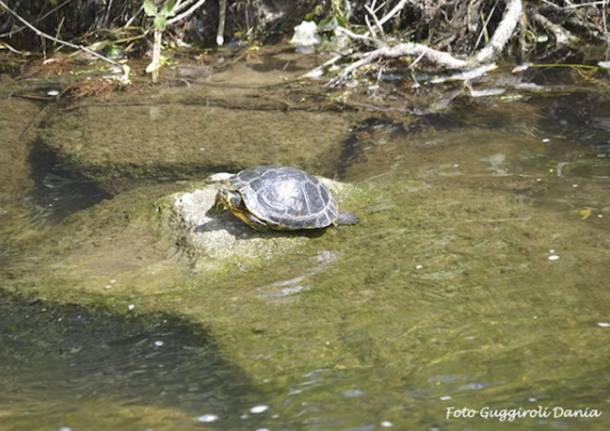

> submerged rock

[
  {"left": 0, "top": 92, "right": 47, "bottom": 247},
  {"left": 163, "top": 174, "right": 352, "bottom": 272},
  {"left": 38, "top": 101, "right": 349, "bottom": 194},
  {"left": 0, "top": 96, "right": 42, "bottom": 204}
]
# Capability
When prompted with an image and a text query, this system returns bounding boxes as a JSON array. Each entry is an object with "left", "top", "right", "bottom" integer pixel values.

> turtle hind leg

[{"left": 335, "top": 212, "right": 358, "bottom": 226}]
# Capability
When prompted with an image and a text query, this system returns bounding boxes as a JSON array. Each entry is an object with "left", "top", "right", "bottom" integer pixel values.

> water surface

[{"left": 0, "top": 54, "right": 609, "bottom": 431}]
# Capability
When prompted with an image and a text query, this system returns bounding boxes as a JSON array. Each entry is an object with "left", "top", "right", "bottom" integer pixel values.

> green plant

[
  {"left": 144, "top": 0, "right": 177, "bottom": 32},
  {"left": 143, "top": 0, "right": 178, "bottom": 82}
]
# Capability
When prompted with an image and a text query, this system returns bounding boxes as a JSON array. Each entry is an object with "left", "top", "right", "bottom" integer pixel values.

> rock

[
  {"left": 290, "top": 21, "right": 320, "bottom": 54},
  {"left": 163, "top": 175, "right": 352, "bottom": 272}
]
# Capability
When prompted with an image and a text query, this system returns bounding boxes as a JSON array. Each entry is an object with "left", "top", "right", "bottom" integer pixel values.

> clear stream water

[{"left": 0, "top": 51, "right": 609, "bottom": 431}]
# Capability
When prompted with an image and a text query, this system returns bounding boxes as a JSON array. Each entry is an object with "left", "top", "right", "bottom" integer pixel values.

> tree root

[
  {"left": 532, "top": 12, "right": 579, "bottom": 47},
  {"left": 326, "top": 42, "right": 469, "bottom": 87},
  {"left": 326, "top": 0, "right": 523, "bottom": 87},
  {"left": 320, "top": 0, "right": 610, "bottom": 88}
]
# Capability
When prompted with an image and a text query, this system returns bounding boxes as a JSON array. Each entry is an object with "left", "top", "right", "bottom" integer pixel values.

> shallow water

[{"left": 1, "top": 52, "right": 609, "bottom": 431}]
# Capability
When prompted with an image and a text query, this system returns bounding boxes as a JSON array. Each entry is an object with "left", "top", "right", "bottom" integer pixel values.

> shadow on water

[
  {"left": 534, "top": 93, "right": 610, "bottom": 157},
  {"left": 28, "top": 139, "right": 111, "bottom": 221},
  {"left": 0, "top": 289, "right": 269, "bottom": 430},
  {"left": 335, "top": 118, "right": 412, "bottom": 179}
]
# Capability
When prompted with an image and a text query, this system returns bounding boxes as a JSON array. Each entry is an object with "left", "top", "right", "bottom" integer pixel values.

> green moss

[
  {"left": 3, "top": 64, "right": 610, "bottom": 429},
  {"left": 37, "top": 100, "right": 352, "bottom": 193}
]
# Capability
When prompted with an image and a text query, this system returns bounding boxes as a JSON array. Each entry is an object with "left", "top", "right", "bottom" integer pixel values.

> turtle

[{"left": 209, "top": 166, "right": 358, "bottom": 231}]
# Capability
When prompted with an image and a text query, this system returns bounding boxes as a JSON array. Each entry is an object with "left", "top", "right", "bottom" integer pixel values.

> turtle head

[
  {"left": 208, "top": 187, "right": 268, "bottom": 230},
  {"left": 208, "top": 187, "right": 243, "bottom": 215}
]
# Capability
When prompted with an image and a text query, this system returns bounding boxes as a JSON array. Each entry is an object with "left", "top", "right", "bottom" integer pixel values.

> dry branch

[
  {"left": 0, "top": 0, "right": 74, "bottom": 38},
  {"left": 327, "top": 42, "right": 469, "bottom": 87},
  {"left": 0, "top": 0, "right": 123, "bottom": 70},
  {"left": 325, "top": 0, "right": 524, "bottom": 87},
  {"left": 378, "top": 0, "right": 409, "bottom": 26},
  {"left": 217, "top": 0, "right": 227, "bottom": 45},
  {"left": 474, "top": 0, "right": 523, "bottom": 64},
  {"left": 532, "top": 12, "right": 579, "bottom": 46},
  {"left": 365, "top": 4, "right": 385, "bottom": 38},
  {"left": 336, "top": 26, "right": 379, "bottom": 45},
  {"left": 168, "top": 0, "right": 207, "bottom": 25}
]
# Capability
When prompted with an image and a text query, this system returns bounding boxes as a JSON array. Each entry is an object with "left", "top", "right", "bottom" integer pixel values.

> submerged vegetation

[{"left": 1, "top": 1, "right": 610, "bottom": 430}]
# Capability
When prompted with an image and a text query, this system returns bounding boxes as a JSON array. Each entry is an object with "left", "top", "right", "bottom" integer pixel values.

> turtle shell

[{"left": 230, "top": 166, "right": 338, "bottom": 230}]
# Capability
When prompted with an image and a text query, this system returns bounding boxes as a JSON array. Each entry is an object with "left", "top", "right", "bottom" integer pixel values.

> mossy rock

[{"left": 160, "top": 175, "right": 354, "bottom": 273}]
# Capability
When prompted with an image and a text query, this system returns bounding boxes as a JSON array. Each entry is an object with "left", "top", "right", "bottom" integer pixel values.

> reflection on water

[{"left": 0, "top": 61, "right": 609, "bottom": 431}]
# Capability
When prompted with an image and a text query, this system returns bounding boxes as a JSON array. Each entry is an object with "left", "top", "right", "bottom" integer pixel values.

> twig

[
  {"left": 364, "top": 3, "right": 385, "bottom": 39},
  {"left": 372, "top": 1, "right": 387, "bottom": 15},
  {"left": 364, "top": 14, "right": 377, "bottom": 39},
  {"left": 533, "top": 12, "right": 579, "bottom": 46},
  {"left": 335, "top": 26, "right": 380, "bottom": 46},
  {"left": 603, "top": 0, "right": 608, "bottom": 33},
  {"left": 474, "top": 1, "right": 497, "bottom": 51},
  {"left": 343, "top": 0, "right": 354, "bottom": 20},
  {"left": 378, "top": 0, "right": 409, "bottom": 26},
  {"left": 408, "top": 50, "right": 426, "bottom": 69},
  {"left": 0, "top": 0, "right": 120, "bottom": 67},
  {"left": 326, "top": 42, "right": 468, "bottom": 87},
  {"left": 430, "top": 63, "right": 497, "bottom": 83},
  {"left": 563, "top": 1, "right": 609, "bottom": 9},
  {"left": 145, "top": 0, "right": 208, "bottom": 82},
  {"left": 123, "top": 4, "right": 143, "bottom": 28},
  {"left": 149, "top": 28, "right": 162, "bottom": 82},
  {"left": 299, "top": 54, "right": 343, "bottom": 79},
  {"left": 216, "top": 0, "right": 226, "bottom": 45},
  {"left": 324, "top": 0, "right": 524, "bottom": 87},
  {"left": 103, "top": 0, "right": 114, "bottom": 28},
  {"left": 167, "top": 0, "right": 207, "bottom": 25},
  {"left": 53, "top": 15, "right": 65, "bottom": 51},
  {"left": 0, "top": 39, "right": 26, "bottom": 54},
  {"left": 0, "top": 0, "right": 74, "bottom": 38},
  {"left": 473, "top": 0, "right": 522, "bottom": 64},
  {"left": 468, "top": 0, "right": 483, "bottom": 32},
  {"left": 175, "top": 0, "right": 197, "bottom": 14}
]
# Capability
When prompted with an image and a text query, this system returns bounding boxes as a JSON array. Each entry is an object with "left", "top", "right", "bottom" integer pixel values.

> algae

[
  {"left": 1, "top": 54, "right": 610, "bottom": 430},
  {"left": 38, "top": 103, "right": 351, "bottom": 193},
  {"left": 3, "top": 166, "right": 609, "bottom": 429}
]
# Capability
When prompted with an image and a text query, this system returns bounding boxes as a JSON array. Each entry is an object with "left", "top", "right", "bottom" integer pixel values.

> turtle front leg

[{"left": 207, "top": 190, "right": 228, "bottom": 215}]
